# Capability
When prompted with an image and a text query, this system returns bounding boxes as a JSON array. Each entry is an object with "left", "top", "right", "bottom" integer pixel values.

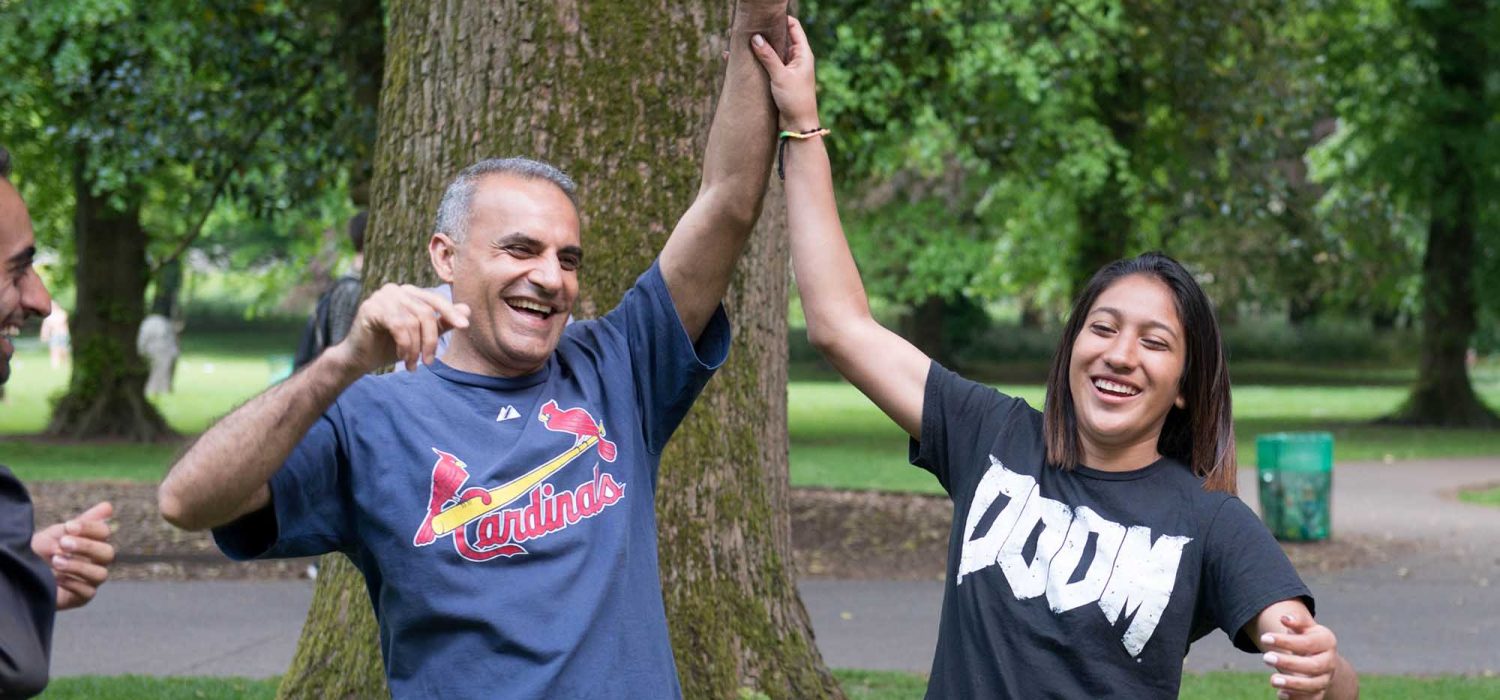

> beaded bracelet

[{"left": 776, "top": 127, "right": 830, "bottom": 181}]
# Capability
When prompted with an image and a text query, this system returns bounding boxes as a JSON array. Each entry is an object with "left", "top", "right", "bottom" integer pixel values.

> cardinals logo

[{"left": 412, "top": 401, "right": 625, "bottom": 561}]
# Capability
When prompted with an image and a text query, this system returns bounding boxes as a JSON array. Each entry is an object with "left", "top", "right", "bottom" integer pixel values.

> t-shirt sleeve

[
  {"left": 0, "top": 467, "right": 54, "bottom": 697},
  {"left": 1201, "top": 497, "right": 1314, "bottom": 652},
  {"left": 908, "top": 361, "right": 1017, "bottom": 495},
  {"left": 212, "top": 408, "right": 357, "bottom": 561},
  {"left": 599, "top": 260, "right": 731, "bottom": 454}
]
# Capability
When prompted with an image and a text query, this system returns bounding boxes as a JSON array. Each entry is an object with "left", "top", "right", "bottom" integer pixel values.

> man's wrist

[{"left": 317, "top": 343, "right": 369, "bottom": 386}]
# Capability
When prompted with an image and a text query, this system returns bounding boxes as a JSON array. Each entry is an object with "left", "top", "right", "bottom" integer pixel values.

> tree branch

[{"left": 149, "top": 75, "right": 323, "bottom": 275}]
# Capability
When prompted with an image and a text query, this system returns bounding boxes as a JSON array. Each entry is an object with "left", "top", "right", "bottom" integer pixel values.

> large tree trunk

[
  {"left": 1388, "top": 0, "right": 1497, "bottom": 427},
  {"left": 281, "top": 2, "right": 840, "bottom": 698},
  {"left": 45, "top": 150, "right": 173, "bottom": 442},
  {"left": 1071, "top": 66, "right": 1144, "bottom": 297}
]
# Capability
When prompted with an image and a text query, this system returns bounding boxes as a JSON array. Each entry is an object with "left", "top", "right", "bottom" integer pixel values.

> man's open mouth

[{"left": 506, "top": 298, "right": 554, "bottom": 320}]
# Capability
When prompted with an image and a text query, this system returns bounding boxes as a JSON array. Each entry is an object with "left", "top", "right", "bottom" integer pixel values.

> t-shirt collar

[
  {"left": 427, "top": 357, "right": 552, "bottom": 390},
  {"left": 1071, "top": 455, "right": 1179, "bottom": 481}
]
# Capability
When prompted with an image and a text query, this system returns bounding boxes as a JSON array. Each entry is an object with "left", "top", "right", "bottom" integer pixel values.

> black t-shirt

[
  {"left": 0, "top": 465, "right": 55, "bottom": 696},
  {"left": 911, "top": 363, "right": 1311, "bottom": 698}
]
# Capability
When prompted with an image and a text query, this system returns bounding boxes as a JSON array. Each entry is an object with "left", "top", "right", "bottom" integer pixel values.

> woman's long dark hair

[{"left": 1042, "top": 252, "right": 1237, "bottom": 493}]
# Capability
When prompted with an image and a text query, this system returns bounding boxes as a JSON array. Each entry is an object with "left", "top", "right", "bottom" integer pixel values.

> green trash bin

[
  {"left": 1256, "top": 432, "right": 1333, "bottom": 542},
  {"left": 267, "top": 353, "right": 294, "bottom": 385}
]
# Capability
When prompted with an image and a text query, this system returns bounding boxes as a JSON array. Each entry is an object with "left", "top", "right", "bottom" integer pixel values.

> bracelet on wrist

[{"left": 776, "top": 127, "right": 830, "bottom": 181}]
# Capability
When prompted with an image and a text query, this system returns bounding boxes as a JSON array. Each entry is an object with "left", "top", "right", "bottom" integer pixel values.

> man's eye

[{"left": 561, "top": 257, "right": 581, "bottom": 271}]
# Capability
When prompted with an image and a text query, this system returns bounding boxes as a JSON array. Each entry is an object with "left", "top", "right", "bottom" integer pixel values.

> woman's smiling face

[{"left": 1067, "top": 273, "right": 1187, "bottom": 468}]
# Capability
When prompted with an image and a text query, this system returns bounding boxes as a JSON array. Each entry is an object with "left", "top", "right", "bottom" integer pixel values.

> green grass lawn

[
  {"left": 4, "top": 335, "right": 1500, "bottom": 489},
  {"left": 1460, "top": 485, "right": 1500, "bottom": 508},
  {"left": 35, "top": 671, "right": 1500, "bottom": 699}
]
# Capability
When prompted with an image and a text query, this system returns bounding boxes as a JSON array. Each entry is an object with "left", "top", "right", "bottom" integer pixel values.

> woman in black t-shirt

[{"left": 750, "top": 19, "right": 1358, "bottom": 700}]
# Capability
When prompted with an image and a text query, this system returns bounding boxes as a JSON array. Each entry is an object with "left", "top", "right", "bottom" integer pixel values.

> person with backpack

[{"left": 294, "top": 211, "right": 367, "bottom": 370}]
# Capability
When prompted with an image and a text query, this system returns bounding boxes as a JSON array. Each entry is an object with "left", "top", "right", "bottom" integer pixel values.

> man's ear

[{"left": 430, "top": 233, "right": 458, "bottom": 283}]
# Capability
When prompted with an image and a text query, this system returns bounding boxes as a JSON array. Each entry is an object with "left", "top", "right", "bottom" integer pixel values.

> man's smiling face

[
  {"left": 438, "top": 174, "right": 581, "bottom": 377},
  {"left": 0, "top": 178, "right": 52, "bottom": 386}
]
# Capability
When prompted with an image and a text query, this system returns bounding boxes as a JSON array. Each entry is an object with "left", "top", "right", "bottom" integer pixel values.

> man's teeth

[
  {"left": 1094, "top": 378, "right": 1140, "bottom": 396},
  {"left": 508, "top": 300, "right": 551, "bottom": 315},
  {"left": 0, "top": 326, "right": 18, "bottom": 338}
]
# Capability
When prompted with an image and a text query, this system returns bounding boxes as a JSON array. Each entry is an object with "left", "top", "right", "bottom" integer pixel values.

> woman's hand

[{"left": 750, "top": 16, "right": 820, "bottom": 131}]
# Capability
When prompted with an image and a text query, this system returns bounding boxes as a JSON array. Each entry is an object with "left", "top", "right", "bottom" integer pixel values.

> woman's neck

[{"left": 1079, "top": 437, "right": 1162, "bottom": 472}]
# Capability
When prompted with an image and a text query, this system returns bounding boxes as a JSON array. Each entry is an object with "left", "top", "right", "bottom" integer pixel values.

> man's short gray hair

[{"left": 434, "top": 157, "right": 578, "bottom": 242}]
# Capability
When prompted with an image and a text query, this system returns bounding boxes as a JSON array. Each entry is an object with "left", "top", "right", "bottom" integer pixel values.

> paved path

[{"left": 52, "top": 459, "right": 1500, "bottom": 678}]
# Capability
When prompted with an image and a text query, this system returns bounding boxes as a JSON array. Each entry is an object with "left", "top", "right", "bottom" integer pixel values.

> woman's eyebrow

[{"left": 1093, "top": 306, "right": 1179, "bottom": 339}]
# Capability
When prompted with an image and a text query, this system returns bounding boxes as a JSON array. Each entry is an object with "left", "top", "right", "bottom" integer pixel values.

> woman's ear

[{"left": 1175, "top": 394, "right": 1186, "bottom": 410}]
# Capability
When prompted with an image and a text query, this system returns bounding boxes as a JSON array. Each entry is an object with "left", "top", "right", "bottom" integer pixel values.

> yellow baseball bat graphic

[{"left": 430, "top": 435, "right": 598, "bottom": 537}]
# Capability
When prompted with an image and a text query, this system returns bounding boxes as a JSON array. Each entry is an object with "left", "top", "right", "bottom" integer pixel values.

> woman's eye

[
  {"left": 1143, "top": 338, "right": 1168, "bottom": 350},
  {"left": 1091, "top": 323, "right": 1114, "bottom": 335}
]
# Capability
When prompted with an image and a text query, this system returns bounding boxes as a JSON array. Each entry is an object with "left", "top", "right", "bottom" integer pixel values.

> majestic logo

[
  {"left": 495, "top": 405, "right": 521, "bottom": 422},
  {"left": 960, "top": 456, "right": 1192, "bottom": 657},
  {"left": 413, "top": 401, "right": 624, "bottom": 561}
]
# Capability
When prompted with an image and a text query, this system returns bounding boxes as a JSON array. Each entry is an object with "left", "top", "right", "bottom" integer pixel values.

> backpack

[{"left": 294, "top": 275, "right": 362, "bottom": 370}]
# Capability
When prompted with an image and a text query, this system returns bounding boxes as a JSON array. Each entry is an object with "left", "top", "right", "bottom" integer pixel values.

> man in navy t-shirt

[{"left": 155, "top": 7, "right": 787, "bottom": 698}]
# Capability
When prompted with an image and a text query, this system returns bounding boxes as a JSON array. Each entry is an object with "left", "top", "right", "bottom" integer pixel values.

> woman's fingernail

[
  {"left": 1262, "top": 652, "right": 1278, "bottom": 666},
  {"left": 60, "top": 536, "right": 76, "bottom": 551},
  {"left": 1278, "top": 692, "right": 1290, "bottom": 700},
  {"left": 1271, "top": 675, "right": 1285, "bottom": 687},
  {"left": 752, "top": 34, "right": 765, "bottom": 47},
  {"left": 1261, "top": 633, "right": 1275, "bottom": 646},
  {"left": 52, "top": 555, "right": 68, "bottom": 567}
]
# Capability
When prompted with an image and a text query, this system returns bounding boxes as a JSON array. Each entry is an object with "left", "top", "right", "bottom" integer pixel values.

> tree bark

[
  {"left": 45, "top": 150, "right": 173, "bottom": 442},
  {"left": 1388, "top": 0, "right": 1497, "bottom": 427},
  {"left": 282, "top": 2, "right": 840, "bottom": 697}
]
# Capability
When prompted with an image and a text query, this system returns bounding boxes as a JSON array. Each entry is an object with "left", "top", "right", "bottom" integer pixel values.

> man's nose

[
  {"left": 528, "top": 255, "right": 563, "bottom": 292},
  {"left": 20, "top": 268, "right": 51, "bottom": 319}
]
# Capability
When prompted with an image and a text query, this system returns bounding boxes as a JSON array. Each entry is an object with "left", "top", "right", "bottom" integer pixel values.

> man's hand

[
  {"left": 331, "top": 284, "right": 470, "bottom": 373},
  {"left": 750, "top": 16, "right": 820, "bottom": 131},
  {"left": 1259, "top": 613, "right": 1347, "bottom": 699},
  {"left": 31, "top": 501, "right": 114, "bottom": 610}
]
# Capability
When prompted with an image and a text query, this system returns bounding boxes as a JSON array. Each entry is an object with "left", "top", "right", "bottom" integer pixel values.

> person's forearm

[
  {"left": 659, "top": 0, "right": 785, "bottom": 339},
  {"left": 697, "top": 0, "right": 785, "bottom": 220},
  {"left": 783, "top": 137, "right": 875, "bottom": 350},
  {"left": 1329, "top": 653, "right": 1358, "bottom": 699},
  {"left": 158, "top": 346, "right": 363, "bottom": 531}
]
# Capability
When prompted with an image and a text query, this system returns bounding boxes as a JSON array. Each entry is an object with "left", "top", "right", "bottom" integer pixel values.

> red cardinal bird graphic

[
  {"left": 539, "top": 400, "right": 617, "bottom": 462},
  {"left": 413, "top": 448, "right": 477, "bottom": 546}
]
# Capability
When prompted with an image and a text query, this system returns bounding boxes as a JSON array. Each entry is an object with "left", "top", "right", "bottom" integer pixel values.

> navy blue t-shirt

[
  {"left": 912, "top": 363, "right": 1311, "bottom": 698},
  {"left": 215, "top": 263, "right": 729, "bottom": 699}
]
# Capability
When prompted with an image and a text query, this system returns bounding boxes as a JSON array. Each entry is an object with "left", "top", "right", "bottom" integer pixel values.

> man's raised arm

[{"left": 658, "top": 0, "right": 788, "bottom": 341}]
